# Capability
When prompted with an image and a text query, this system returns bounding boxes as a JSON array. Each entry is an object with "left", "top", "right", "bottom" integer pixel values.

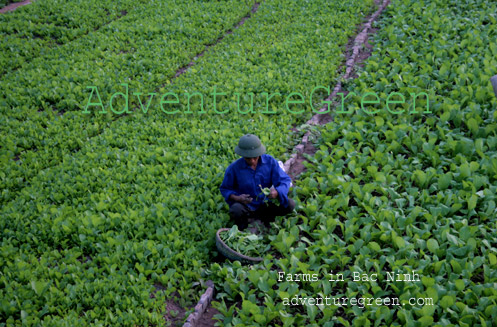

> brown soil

[
  {"left": 155, "top": 287, "right": 220, "bottom": 326},
  {"left": 195, "top": 306, "right": 221, "bottom": 327},
  {"left": 163, "top": 298, "right": 188, "bottom": 327},
  {"left": 344, "top": 27, "right": 377, "bottom": 80},
  {"left": 0, "top": 0, "right": 32, "bottom": 14},
  {"left": 150, "top": 285, "right": 188, "bottom": 326},
  {"left": 286, "top": 140, "right": 316, "bottom": 180}
]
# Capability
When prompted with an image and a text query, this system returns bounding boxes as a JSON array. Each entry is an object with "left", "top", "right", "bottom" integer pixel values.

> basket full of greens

[{"left": 215, "top": 225, "right": 269, "bottom": 263}]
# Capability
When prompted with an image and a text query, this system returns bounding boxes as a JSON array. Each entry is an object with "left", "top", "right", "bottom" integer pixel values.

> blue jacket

[{"left": 220, "top": 154, "right": 292, "bottom": 210}]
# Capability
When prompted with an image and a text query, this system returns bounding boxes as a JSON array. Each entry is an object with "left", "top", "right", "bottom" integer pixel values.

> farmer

[{"left": 220, "top": 134, "right": 295, "bottom": 230}]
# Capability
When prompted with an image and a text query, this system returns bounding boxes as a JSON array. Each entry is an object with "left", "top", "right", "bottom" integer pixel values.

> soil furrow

[{"left": 283, "top": 0, "right": 391, "bottom": 179}]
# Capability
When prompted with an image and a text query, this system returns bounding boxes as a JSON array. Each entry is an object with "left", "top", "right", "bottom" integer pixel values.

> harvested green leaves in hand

[
  {"left": 260, "top": 185, "right": 271, "bottom": 196},
  {"left": 258, "top": 184, "right": 280, "bottom": 205},
  {"left": 220, "top": 225, "right": 270, "bottom": 258}
]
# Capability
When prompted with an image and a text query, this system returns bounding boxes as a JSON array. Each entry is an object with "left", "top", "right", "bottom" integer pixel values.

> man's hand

[
  {"left": 231, "top": 194, "right": 253, "bottom": 204},
  {"left": 268, "top": 187, "right": 278, "bottom": 199}
]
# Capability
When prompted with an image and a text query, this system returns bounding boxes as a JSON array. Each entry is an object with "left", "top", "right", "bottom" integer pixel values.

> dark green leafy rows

[
  {"left": 0, "top": 0, "right": 148, "bottom": 76},
  {"left": 0, "top": 0, "right": 374, "bottom": 325},
  {"left": 0, "top": 0, "right": 255, "bottom": 204},
  {"left": 4, "top": 0, "right": 492, "bottom": 325},
  {"left": 207, "top": 0, "right": 497, "bottom": 326}
]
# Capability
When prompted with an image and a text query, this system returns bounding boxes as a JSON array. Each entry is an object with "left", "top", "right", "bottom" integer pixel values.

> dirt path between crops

[
  {"left": 3, "top": 0, "right": 389, "bottom": 324},
  {"left": 189, "top": 1, "right": 392, "bottom": 326},
  {"left": 190, "top": 1, "right": 392, "bottom": 326},
  {"left": 283, "top": 0, "right": 391, "bottom": 180},
  {"left": 0, "top": 0, "right": 32, "bottom": 13}
]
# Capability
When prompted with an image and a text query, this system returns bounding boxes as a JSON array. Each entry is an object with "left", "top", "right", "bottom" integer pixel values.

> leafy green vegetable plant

[
  {"left": 258, "top": 184, "right": 280, "bottom": 206},
  {"left": 220, "top": 225, "right": 270, "bottom": 258},
  {"left": 207, "top": 0, "right": 497, "bottom": 326}
]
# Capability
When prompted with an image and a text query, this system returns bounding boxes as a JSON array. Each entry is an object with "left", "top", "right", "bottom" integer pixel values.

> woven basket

[{"left": 215, "top": 228, "right": 263, "bottom": 264}]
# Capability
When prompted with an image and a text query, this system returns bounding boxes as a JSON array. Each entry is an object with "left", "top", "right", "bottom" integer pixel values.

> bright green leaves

[
  {"left": 394, "top": 235, "right": 406, "bottom": 249},
  {"left": 417, "top": 316, "right": 434, "bottom": 327},
  {"left": 3, "top": 0, "right": 497, "bottom": 325},
  {"left": 440, "top": 295, "right": 455, "bottom": 309},
  {"left": 413, "top": 170, "right": 428, "bottom": 188},
  {"left": 438, "top": 173, "right": 452, "bottom": 190},
  {"left": 489, "top": 253, "right": 497, "bottom": 266},
  {"left": 467, "top": 194, "right": 478, "bottom": 212},
  {"left": 269, "top": 0, "right": 497, "bottom": 325},
  {"left": 466, "top": 118, "right": 479, "bottom": 136},
  {"left": 272, "top": 229, "right": 297, "bottom": 253},
  {"left": 426, "top": 239, "right": 439, "bottom": 253},
  {"left": 30, "top": 281, "right": 49, "bottom": 296},
  {"left": 241, "top": 299, "right": 261, "bottom": 317},
  {"left": 220, "top": 225, "right": 270, "bottom": 258}
]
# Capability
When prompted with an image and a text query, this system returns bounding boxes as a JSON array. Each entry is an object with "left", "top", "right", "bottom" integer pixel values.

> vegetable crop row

[
  {"left": 0, "top": 0, "right": 256, "bottom": 204},
  {"left": 0, "top": 0, "right": 374, "bottom": 325},
  {"left": 0, "top": 0, "right": 150, "bottom": 76},
  {"left": 207, "top": 0, "right": 497, "bottom": 325}
]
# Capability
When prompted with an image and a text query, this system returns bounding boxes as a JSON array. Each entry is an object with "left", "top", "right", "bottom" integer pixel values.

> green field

[{"left": 1, "top": 0, "right": 496, "bottom": 326}]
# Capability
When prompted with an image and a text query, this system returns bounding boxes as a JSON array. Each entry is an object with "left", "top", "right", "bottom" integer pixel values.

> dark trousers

[{"left": 229, "top": 199, "right": 296, "bottom": 230}]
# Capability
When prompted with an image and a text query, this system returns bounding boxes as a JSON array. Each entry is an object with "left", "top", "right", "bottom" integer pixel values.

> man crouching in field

[{"left": 220, "top": 134, "right": 295, "bottom": 230}]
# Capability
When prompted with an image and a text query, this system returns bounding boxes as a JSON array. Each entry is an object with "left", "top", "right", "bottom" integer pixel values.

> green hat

[{"left": 235, "top": 134, "right": 266, "bottom": 157}]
